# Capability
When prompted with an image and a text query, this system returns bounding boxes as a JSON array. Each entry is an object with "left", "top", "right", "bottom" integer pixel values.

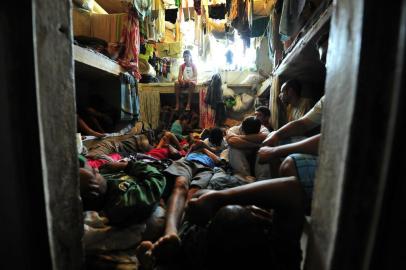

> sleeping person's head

[
  {"left": 241, "top": 116, "right": 262, "bottom": 135},
  {"left": 79, "top": 167, "right": 107, "bottom": 210},
  {"left": 208, "top": 127, "right": 224, "bottom": 146}
]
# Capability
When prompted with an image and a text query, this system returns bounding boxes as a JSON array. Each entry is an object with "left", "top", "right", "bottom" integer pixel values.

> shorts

[
  {"left": 164, "top": 157, "right": 213, "bottom": 189},
  {"left": 289, "top": 153, "right": 318, "bottom": 214}
]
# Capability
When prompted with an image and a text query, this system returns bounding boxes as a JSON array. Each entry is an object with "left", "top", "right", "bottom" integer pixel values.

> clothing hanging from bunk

[
  {"left": 139, "top": 90, "right": 161, "bottom": 129},
  {"left": 119, "top": 10, "right": 141, "bottom": 80},
  {"left": 120, "top": 72, "right": 140, "bottom": 121},
  {"left": 199, "top": 87, "right": 215, "bottom": 129}
]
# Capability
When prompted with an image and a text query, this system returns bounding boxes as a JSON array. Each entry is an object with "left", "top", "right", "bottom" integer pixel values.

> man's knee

[
  {"left": 173, "top": 177, "right": 189, "bottom": 194},
  {"left": 279, "top": 157, "right": 298, "bottom": 177}
]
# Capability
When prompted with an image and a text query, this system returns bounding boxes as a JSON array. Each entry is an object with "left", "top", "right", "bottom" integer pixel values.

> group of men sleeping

[
  {"left": 79, "top": 34, "right": 328, "bottom": 270},
  {"left": 79, "top": 91, "right": 323, "bottom": 269}
]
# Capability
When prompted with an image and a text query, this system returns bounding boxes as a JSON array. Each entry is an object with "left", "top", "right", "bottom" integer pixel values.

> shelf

[
  {"left": 139, "top": 83, "right": 204, "bottom": 94},
  {"left": 256, "top": 77, "right": 272, "bottom": 97},
  {"left": 74, "top": 45, "right": 125, "bottom": 78},
  {"left": 273, "top": 4, "right": 332, "bottom": 78}
]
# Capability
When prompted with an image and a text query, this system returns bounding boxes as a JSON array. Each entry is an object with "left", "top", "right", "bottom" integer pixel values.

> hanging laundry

[
  {"left": 194, "top": 0, "right": 202, "bottom": 15},
  {"left": 165, "top": 8, "right": 178, "bottom": 24},
  {"left": 118, "top": 10, "right": 141, "bottom": 80},
  {"left": 120, "top": 72, "right": 140, "bottom": 121},
  {"left": 279, "top": 0, "right": 306, "bottom": 40},
  {"left": 183, "top": 7, "right": 195, "bottom": 21},
  {"left": 209, "top": 4, "right": 226, "bottom": 19}
]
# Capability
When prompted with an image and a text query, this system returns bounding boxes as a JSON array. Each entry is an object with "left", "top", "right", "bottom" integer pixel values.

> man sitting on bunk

[
  {"left": 258, "top": 33, "right": 329, "bottom": 214},
  {"left": 135, "top": 136, "right": 225, "bottom": 268},
  {"left": 279, "top": 79, "right": 312, "bottom": 123},
  {"left": 226, "top": 116, "right": 271, "bottom": 182},
  {"left": 175, "top": 50, "right": 198, "bottom": 111}
]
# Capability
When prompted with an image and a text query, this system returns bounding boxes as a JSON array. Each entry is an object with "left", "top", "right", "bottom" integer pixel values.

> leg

[
  {"left": 175, "top": 82, "right": 181, "bottom": 111},
  {"left": 185, "top": 83, "right": 195, "bottom": 111},
  {"left": 254, "top": 155, "right": 271, "bottom": 180},
  {"left": 186, "top": 176, "right": 305, "bottom": 226},
  {"left": 138, "top": 176, "right": 189, "bottom": 264},
  {"left": 279, "top": 156, "right": 299, "bottom": 177},
  {"left": 228, "top": 147, "right": 252, "bottom": 180},
  {"left": 281, "top": 154, "right": 318, "bottom": 215},
  {"left": 164, "top": 131, "right": 183, "bottom": 150}
]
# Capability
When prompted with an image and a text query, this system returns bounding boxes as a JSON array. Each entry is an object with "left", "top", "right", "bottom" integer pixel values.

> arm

[
  {"left": 178, "top": 64, "right": 183, "bottom": 83},
  {"left": 262, "top": 117, "right": 318, "bottom": 146},
  {"left": 186, "top": 176, "right": 304, "bottom": 226},
  {"left": 258, "top": 134, "right": 321, "bottom": 163},
  {"left": 227, "top": 136, "right": 261, "bottom": 149},
  {"left": 77, "top": 115, "right": 105, "bottom": 138},
  {"left": 191, "top": 63, "right": 198, "bottom": 83},
  {"left": 202, "top": 148, "right": 221, "bottom": 165}
]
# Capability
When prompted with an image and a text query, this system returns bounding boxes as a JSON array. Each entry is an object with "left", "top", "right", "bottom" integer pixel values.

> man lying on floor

[
  {"left": 84, "top": 131, "right": 188, "bottom": 169},
  {"left": 79, "top": 159, "right": 166, "bottom": 226}
]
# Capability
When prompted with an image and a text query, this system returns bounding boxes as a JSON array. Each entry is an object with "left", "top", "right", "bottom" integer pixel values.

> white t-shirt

[
  {"left": 303, "top": 95, "right": 324, "bottom": 126},
  {"left": 182, "top": 65, "right": 195, "bottom": 81}
]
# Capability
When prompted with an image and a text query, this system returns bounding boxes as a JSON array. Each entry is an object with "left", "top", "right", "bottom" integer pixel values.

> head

[
  {"left": 178, "top": 113, "right": 190, "bottom": 127},
  {"left": 279, "top": 79, "right": 302, "bottom": 105},
  {"left": 183, "top": 50, "right": 192, "bottom": 65},
  {"left": 241, "top": 116, "right": 261, "bottom": 135},
  {"left": 255, "top": 106, "right": 271, "bottom": 126},
  {"left": 208, "top": 127, "right": 224, "bottom": 146},
  {"left": 316, "top": 33, "right": 329, "bottom": 64},
  {"left": 207, "top": 205, "right": 275, "bottom": 270},
  {"left": 79, "top": 167, "right": 107, "bottom": 210}
]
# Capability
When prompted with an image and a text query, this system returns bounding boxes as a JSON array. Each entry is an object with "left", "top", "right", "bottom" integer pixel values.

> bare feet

[
  {"left": 136, "top": 241, "right": 155, "bottom": 270},
  {"left": 151, "top": 233, "right": 181, "bottom": 262},
  {"left": 136, "top": 234, "right": 181, "bottom": 267},
  {"left": 185, "top": 104, "right": 191, "bottom": 111},
  {"left": 175, "top": 104, "right": 180, "bottom": 111}
]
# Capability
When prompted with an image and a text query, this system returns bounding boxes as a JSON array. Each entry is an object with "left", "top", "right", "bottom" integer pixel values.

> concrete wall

[
  {"left": 306, "top": 0, "right": 406, "bottom": 269},
  {"left": 32, "top": 0, "right": 83, "bottom": 269}
]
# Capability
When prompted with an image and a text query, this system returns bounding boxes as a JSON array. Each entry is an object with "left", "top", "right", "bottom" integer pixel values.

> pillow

[
  {"left": 222, "top": 84, "right": 235, "bottom": 97},
  {"left": 240, "top": 74, "right": 263, "bottom": 85}
]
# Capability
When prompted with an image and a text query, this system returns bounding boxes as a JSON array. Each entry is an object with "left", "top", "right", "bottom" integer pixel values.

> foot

[
  {"left": 136, "top": 241, "right": 155, "bottom": 270},
  {"left": 185, "top": 104, "right": 191, "bottom": 111},
  {"left": 151, "top": 233, "right": 181, "bottom": 263},
  {"left": 175, "top": 104, "right": 180, "bottom": 111}
]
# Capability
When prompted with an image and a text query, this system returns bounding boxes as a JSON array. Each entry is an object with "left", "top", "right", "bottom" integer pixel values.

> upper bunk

[
  {"left": 256, "top": 1, "right": 332, "bottom": 98},
  {"left": 273, "top": 3, "right": 332, "bottom": 80},
  {"left": 74, "top": 44, "right": 125, "bottom": 79}
]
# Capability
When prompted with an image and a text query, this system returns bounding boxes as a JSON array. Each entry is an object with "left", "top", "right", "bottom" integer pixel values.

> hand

[
  {"left": 262, "top": 131, "right": 278, "bottom": 146},
  {"left": 258, "top": 146, "right": 278, "bottom": 164},
  {"left": 99, "top": 160, "right": 128, "bottom": 173},
  {"left": 185, "top": 190, "right": 218, "bottom": 226}
]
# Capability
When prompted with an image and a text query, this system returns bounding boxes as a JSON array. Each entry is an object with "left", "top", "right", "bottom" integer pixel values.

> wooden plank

[
  {"left": 73, "top": 45, "right": 124, "bottom": 76},
  {"left": 273, "top": 4, "right": 332, "bottom": 76}
]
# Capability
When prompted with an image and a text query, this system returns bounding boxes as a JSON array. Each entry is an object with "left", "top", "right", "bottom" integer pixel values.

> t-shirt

[
  {"left": 186, "top": 152, "right": 215, "bottom": 168},
  {"left": 303, "top": 95, "right": 324, "bottom": 127},
  {"left": 170, "top": 120, "right": 185, "bottom": 140},
  {"left": 101, "top": 161, "right": 166, "bottom": 225},
  {"left": 287, "top": 98, "right": 312, "bottom": 122},
  {"left": 181, "top": 63, "right": 196, "bottom": 81},
  {"left": 147, "top": 147, "right": 186, "bottom": 160}
]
